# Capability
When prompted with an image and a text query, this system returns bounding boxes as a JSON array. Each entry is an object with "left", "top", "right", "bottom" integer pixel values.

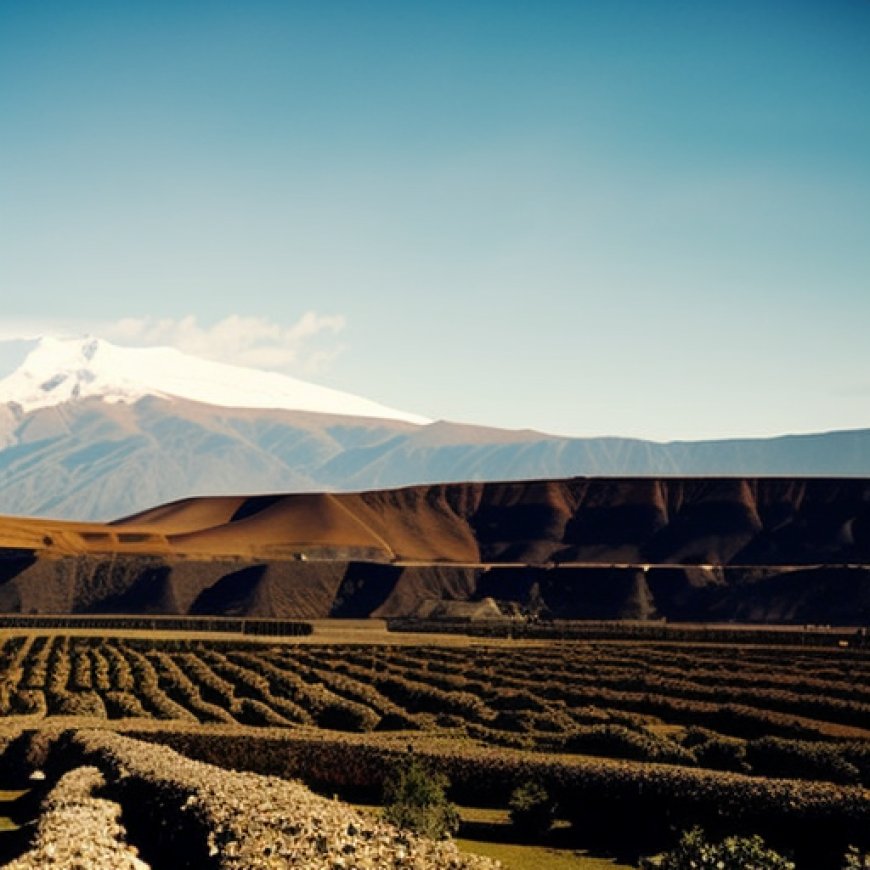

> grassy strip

[
  {"left": 455, "top": 840, "right": 631, "bottom": 870},
  {"left": 354, "top": 801, "right": 630, "bottom": 870}
]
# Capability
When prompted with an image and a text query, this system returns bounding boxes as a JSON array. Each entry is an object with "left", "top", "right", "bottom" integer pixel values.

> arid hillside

[
  {"left": 0, "top": 477, "right": 869, "bottom": 622},
  {"left": 117, "top": 476, "right": 870, "bottom": 566}
]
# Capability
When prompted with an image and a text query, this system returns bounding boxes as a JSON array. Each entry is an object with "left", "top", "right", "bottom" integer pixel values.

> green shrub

[
  {"left": 643, "top": 827, "right": 794, "bottom": 869},
  {"left": 508, "top": 780, "right": 557, "bottom": 838},
  {"left": 382, "top": 755, "right": 459, "bottom": 840}
]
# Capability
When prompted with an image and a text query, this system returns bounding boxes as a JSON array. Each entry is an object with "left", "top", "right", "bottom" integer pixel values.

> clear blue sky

[{"left": 1, "top": 0, "right": 868, "bottom": 440}]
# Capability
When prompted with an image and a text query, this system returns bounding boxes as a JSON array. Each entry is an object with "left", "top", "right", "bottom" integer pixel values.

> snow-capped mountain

[
  {"left": 1, "top": 334, "right": 870, "bottom": 521},
  {"left": 0, "top": 336, "right": 429, "bottom": 424}
]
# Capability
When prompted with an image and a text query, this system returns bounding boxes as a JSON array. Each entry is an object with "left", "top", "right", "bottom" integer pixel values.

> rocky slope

[{"left": 0, "top": 477, "right": 869, "bottom": 623}]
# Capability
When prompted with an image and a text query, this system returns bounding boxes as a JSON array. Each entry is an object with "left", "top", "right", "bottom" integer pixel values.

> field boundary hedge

[
  {"left": 388, "top": 618, "right": 870, "bottom": 647},
  {"left": 22, "top": 729, "right": 498, "bottom": 870},
  {"left": 0, "top": 615, "right": 313, "bottom": 636},
  {"left": 118, "top": 724, "right": 870, "bottom": 859}
]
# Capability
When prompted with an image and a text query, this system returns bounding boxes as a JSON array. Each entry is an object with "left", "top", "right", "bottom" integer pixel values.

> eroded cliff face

[
  {"left": 110, "top": 476, "right": 870, "bottom": 565},
  {"left": 2, "top": 477, "right": 870, "bottom": 623},
  {"left": 460, "top": 477, "right": 870, "bottom": 566}
]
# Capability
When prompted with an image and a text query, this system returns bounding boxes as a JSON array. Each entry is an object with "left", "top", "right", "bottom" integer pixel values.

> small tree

[
  {"left": 644, "top": 827, "right": 794, "bottom": 870},
  {"left": 508, "top": 780, "right": 557, "bottom": 838},
  {"left": 382, "top": 755, "right": 460, "bottom": 840}
]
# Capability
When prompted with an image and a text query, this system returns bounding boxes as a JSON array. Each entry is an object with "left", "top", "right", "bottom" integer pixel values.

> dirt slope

[
  {"left": 1, "top": 476, "right": 869, "bottom": 622},
  {"left": 113, "top": 476, "right": 870, "bottom": 566}
]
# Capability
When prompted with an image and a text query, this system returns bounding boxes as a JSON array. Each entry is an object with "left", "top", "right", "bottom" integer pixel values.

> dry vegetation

[
  {"left": 2, "top": 730, "right": 497, "bottom": 869},
  {"left": 1, "top": 633, "right": 869, "bottom": 867},
  {"left": 3, "top": 636, "right": 870, "bottom": 758}
]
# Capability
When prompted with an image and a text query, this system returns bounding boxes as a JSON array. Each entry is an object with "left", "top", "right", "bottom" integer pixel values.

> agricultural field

[
  {"left": 0, "top": 633, "right": 869, "bottom": 867},
  {"left": 2, "top": 635, "right": 870, "bottom": 755}
]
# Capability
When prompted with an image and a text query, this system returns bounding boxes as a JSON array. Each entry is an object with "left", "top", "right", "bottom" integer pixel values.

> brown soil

[{"left": 0, "top": 477, "right": 868, "bottom": 621}]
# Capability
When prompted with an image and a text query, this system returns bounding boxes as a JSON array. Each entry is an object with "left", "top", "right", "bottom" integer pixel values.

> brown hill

[
  {"left": 0, "top": 515, "right": 171, "bottom": 556},
  {"left": 1, "top": 476, "right": 869, "bottom": 623},
  {"left": 114, "top": 476, "right": 870, "bottom": 567}
]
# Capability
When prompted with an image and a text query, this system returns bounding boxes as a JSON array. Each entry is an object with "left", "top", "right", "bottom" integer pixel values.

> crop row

[
  {"left": 0, "top": 634, "right": 868, "bottom": 786},
  {"left": 358, "top": 646, "right": 870, "bottom": 722},
  {"left": 122, "top": 725, "right": 870, "bottom": 867}
]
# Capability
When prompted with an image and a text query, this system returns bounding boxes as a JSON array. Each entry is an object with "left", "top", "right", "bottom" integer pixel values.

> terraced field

[{"left": 2, "top": 635, "right": 870, "bottom": 784}]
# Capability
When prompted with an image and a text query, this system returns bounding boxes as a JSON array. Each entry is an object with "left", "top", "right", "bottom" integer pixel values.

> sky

[{"left": 1, "top": 0, "right": 869, "bottom": 442}]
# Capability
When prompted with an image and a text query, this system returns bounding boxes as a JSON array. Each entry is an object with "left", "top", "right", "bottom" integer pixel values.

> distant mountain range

[{"left": 2, "top": 336, "right": 870, "bottom": 521}]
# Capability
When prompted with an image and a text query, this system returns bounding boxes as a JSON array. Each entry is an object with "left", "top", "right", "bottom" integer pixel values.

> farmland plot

[
  {"left": 2, "top": 635, "right": 869, "bottom": 785},
  {"left": 1, "top": 634, "right": 869, "bottom": 867}
]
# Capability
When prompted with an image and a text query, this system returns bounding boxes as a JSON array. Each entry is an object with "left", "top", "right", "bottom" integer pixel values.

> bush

[
  {"left": 508, "top": 780, "right": 557, "bottom": 838},
  {"left": 681, "top": 727, "right": 749, "bottom": 773},
  {"left": 643, "top": 827, "right": 795, "bottom": 869},
  {"left": 382, "top": 755, "right": 459, "bottom": 840},
  {"left": 746, "top": 737, "right": 861, "bottom": 785},
  {"left": 843, "top": 846, "right": 870, "bottom": 869},
  {"left": 564, "top": 724, "right": 696, "bottom": 765}
]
